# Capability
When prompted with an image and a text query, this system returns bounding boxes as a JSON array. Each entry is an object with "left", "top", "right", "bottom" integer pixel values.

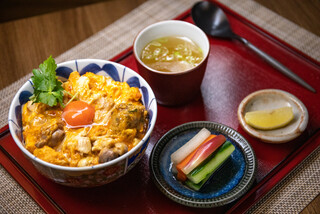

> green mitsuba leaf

[{"left": 29, "top": 56, "right": 64, "bottom": 107}]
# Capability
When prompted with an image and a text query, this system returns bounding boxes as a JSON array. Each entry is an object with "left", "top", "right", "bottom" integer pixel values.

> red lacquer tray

[{"left": 1, "top": 1, "right": 320, "bottom": 213}]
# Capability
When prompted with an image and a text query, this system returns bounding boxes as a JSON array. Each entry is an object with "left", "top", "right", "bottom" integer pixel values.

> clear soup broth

[{"left": 141, "top": 36, "right": 203, "bottom": 72}]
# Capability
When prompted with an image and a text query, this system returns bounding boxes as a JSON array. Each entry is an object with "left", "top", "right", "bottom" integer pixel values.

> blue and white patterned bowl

[{"left": 8, "top": 59, "right": 157, "bottom": 187}]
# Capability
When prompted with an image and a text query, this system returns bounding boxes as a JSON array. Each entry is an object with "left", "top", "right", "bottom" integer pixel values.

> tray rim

[
  {"left": 0, "top": 2, "right": 319, "bottom": 213},
  {"left": 227, "top": 130, "right": 320, "bottom": 213}
]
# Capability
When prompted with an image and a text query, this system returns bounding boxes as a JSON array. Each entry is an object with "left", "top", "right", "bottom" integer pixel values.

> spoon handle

[{"left": 236, "top": 36, "right": 316, "bottom": 93}]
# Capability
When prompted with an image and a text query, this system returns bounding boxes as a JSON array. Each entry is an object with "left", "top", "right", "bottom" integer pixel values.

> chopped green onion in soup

[{"left": 141, "top": 36, "right": 204, "bottom": 72}]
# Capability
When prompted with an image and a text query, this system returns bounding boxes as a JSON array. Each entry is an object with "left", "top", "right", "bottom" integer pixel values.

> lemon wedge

[{"left": 244, "top": 106, "right": 294, "bottom": 130}]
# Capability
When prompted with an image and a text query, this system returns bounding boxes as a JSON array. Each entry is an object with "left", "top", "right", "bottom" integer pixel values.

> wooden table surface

[{"left": 0, "top": 0, "right": 319, "bottom": 213}]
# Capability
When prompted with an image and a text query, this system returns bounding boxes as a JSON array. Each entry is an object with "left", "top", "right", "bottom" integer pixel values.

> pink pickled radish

[
  {"left": 171, "top": 128, "right": 211, "bottom": 165},
  {"left": 182, "top": 135, "right": 226, "bottom": 175},
  {"left": 176, "top": 135, "right": 216, "bottom": 182}
]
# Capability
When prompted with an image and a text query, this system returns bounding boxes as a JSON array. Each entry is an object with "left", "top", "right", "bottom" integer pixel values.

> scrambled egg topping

[{"left": 22, "top": 72, "right": 149, "bottom": 167}]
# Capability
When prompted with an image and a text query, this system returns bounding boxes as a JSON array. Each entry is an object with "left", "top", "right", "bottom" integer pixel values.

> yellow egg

[{"left": 244, "top": 106, "right": 294, "bottom": 130}]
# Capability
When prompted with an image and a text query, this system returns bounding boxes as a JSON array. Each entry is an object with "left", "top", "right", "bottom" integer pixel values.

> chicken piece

[
  {"left": 93, "top": 97, "right": 115, "bottom": 124},
  {"left": 98, "top": 142, "right": 128, "bottom": 163},
  {"left": 92, "top": 138, "right": 116, "bottom": 152},
  {"left": 108, "top": 103, "right": 148, "bottom": 141},
  {"left": 114, "top": 142, "right": 128, "bottom": 155},
  {"left": 76, "top": 137, "right": 91, "bottom": 154},
  {"left": 75, "top": 75, "right": 90, "bottom": 100},
  {"left": 99, "top": 148, "right": 119, "bottom": 163},
  {"left": 35, "top": 124, "right": 65, "bottom": 148},
  {"left": 94, "top": 96, "right": 114, "bottom": 111},
  {"left": 48, "top": 129, "right": 65, "bottom": 147},
  {"left": 77, "top": 157, "right": 97, "bottom": 167}
]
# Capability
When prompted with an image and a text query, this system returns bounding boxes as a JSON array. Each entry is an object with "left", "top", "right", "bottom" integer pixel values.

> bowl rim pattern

[{"left": 8, "top": 59, "right": 157, "bottom": 172}]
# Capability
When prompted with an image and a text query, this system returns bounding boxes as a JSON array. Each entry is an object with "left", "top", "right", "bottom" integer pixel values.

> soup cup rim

[{"left": 133, "top": 20, "right": 210, "bottom": 75}]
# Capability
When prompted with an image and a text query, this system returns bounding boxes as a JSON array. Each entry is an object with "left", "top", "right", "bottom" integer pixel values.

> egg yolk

[{"left": 62, "top": 101, "right": 95, "bottom": 127}]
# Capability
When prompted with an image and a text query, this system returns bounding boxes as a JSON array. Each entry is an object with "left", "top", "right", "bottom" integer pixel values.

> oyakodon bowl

[
  {"left": 8, "top": 59, "right": 157, "bottom": 187},
  {"left": 133, "top": 20, "right": 210, "bottom": 106}
]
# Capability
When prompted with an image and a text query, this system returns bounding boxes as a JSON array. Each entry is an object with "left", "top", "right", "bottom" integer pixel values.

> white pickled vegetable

[{"left": 170, "top": 128, "right": 211, "bottom": 165}]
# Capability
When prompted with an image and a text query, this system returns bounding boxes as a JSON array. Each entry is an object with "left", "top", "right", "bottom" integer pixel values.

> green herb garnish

[{"left": 29, "top": 56, "right": 64, "bottom": 107}]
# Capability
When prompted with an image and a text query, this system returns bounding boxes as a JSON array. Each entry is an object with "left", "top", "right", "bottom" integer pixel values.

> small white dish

[{"left": 237, "top": 89, "right": 308, "bottom": 143}]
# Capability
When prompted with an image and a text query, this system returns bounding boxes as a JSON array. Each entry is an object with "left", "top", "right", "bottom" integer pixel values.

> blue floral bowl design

[{"left": 8, "top": 59, "right": 157, "bottom": 187}]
